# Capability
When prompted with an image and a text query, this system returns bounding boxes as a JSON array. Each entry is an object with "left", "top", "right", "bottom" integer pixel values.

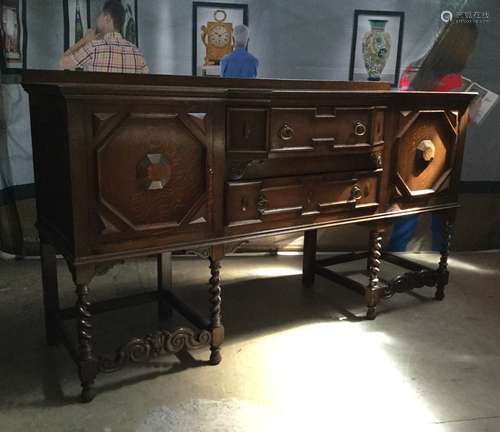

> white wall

[
  {"left": 12, "top": 0, "right": 500, "bottom": 181},
  {"left": 138, "top": 0, "right": 443, "bottom": 80}
]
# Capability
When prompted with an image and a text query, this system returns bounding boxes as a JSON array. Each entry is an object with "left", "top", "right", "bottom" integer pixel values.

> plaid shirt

[{"left": 72, "top": 32, "right": 149, "bottom": 74}]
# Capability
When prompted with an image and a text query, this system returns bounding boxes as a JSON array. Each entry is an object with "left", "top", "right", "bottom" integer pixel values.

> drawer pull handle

[
  {"left": 256, "top": 192, "right": 268, "bottom": 215},
  {"left": 371, "top": 152, "right": 383, "bottom": 169},
  {"left": 350, "top": 184, "right": 363, "bottom": 201},
  {"left": 278, "top": 123, "right": 294, "bottom": 141},
  {"left": 353, "top": 121, "right": 367, "bottom": 136}
]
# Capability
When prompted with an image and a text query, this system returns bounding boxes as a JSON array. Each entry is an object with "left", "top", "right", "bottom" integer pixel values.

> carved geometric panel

[
  {"left": 395, "top": 110, "right": 457, "bottom": 198},
  {"left": 96, "top": 112, "right": 209, "bottom": 232}
]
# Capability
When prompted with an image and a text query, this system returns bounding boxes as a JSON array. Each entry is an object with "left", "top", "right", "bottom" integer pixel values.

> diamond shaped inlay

[{"left": 137, "top": 153, "right": 172, "bottom": 191}]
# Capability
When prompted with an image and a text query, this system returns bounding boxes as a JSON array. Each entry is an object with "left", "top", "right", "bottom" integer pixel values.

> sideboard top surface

[
  {"left": 23, "top": 70, "right": 391, "bottom": 90},
  {"left": 22, "top": 70, "right": 478, "bottom": 105}
]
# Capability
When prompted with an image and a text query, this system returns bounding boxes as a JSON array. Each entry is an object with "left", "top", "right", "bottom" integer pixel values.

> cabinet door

[{"left": 84, "top": 101, "right": 221, "bottom": 253}]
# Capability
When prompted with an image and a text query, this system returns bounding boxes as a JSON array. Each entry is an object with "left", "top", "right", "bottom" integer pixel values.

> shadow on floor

[{"left": 0, "top": 255, "right": 442, "bottom": 407}]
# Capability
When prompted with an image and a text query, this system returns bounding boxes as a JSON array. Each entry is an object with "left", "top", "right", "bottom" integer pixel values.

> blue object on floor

[
  {"left": 388, "top": 214, "right": 444, "bottom": 252},
  {"left": 387, "top": 215, "right": 418, "bottom": 252},
  {"left": 431, "top": 213, "right": 444, "bottom": 252}
]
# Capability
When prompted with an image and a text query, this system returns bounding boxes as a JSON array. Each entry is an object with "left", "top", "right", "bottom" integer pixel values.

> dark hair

[
  {"left": 410, "top": 21, "right": 478, "bottom": 90},
  {"left": 103, "top": 0, "right": 125, "bottom": 32}
]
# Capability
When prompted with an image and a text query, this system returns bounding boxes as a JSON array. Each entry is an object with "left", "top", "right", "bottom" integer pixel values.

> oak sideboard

[{"left": 22, "top": 71, "right": 476, "bottom": 402}]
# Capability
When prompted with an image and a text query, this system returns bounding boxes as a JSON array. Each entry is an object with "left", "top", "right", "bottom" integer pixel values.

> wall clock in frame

[{"left": 192, "top": 2, "right": 248, "bottom": 76}]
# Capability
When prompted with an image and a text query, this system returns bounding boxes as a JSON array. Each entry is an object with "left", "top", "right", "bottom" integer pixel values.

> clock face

[{"left": 208, "top": 25, "right": 230, "bottom": 48}]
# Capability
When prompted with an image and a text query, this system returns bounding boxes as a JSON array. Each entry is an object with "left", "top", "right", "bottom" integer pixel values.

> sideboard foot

[
  {"left": 80, "top": 385, "right": 97, "bottom": 403},
  {"left": 366, "top": 307, "right": 377, "bottom": 320},
  {"left": 209, "top": 348, "right": 222, "bottom": 365},
  {"left": 434, "top": 290, "right": 445, "bottom": 301}
]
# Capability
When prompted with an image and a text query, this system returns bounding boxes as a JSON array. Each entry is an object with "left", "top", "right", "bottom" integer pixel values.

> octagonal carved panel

[
  {"left": 96, "top": 112, "right": 209, "bottom": 232},
  {"left": 395, "top": 110, "right": 457, "bottom": 198}
]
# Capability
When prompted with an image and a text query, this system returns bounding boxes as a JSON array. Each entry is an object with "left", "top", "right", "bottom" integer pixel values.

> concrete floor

[{"left": 0, "top": 252, "right": 499, "bottom": 431}]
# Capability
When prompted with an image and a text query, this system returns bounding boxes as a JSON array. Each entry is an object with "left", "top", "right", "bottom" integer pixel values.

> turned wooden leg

[
  {"left": 302, "top": 229, "right": 317, "bottom": 287},
  {"left": 76, "top": 282, "right": 99, "bottom": 402},
  {"left": 435, "top": 214, "right": 453, "bottom": 301},
  {"left": 366, "top": 230, "right": 383, "bottom": 320},
  {"left": 40, "top": 239, "right": 60, "bottom": 346},
  {"left": 72, "top": 266, "right": 99, "bottom": 403},
  {"left": 208, "top": 245, "right": 224, "bottom": 365},
  {"left": 157, "top": 252, "right": 173, "bottom": 321}
]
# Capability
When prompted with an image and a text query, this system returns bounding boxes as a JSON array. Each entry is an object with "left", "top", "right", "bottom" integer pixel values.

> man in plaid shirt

[{"left": 59, "top": 0, "right": 149, "bottom": 74}]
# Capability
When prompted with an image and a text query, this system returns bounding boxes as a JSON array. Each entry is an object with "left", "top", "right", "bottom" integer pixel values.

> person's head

[
  {"left": 96, "top": 0, "right": 125, "bottom": 35},
  {"left": 233, "top": 24, "right": 250, "bottom": 49}
]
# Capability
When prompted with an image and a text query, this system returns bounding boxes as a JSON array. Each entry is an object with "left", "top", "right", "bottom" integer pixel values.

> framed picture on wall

[
  {"left": 63, "top": 0, "right": 91, "bottom": 51},
  {"left": 122, "top": 0, "right": 138, "bottom": 46},
  {"left": 349, "top": 10, "right": 404, "bottom": 87},
  {"left": 192, "top": 2, "right": 248, "bottom": 76},
  {"left": 0, "top": 0, "right": 27, "bottom": 73}
]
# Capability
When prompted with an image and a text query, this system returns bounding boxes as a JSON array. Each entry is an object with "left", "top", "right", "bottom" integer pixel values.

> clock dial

[{"left": 208, "top": 25, "right": 230, "bottom": 48}]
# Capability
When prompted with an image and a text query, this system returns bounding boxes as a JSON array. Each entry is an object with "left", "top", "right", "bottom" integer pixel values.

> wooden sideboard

[{"left": 22, "top": 70, "right": 476, "bottom": 402}]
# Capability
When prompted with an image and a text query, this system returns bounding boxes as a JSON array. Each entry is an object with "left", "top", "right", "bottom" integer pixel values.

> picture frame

[
  {"left": 192, "top": 2, "right": 248, "bottom": 76},
  {"left": 122, "top": 0, "right": 138, "bottom": 47},
  {"left": 63, "top": 0, "right": 91, "bottom": 51},
  {"left": 349, "top": 9, "right": 404, "bottom": 87},
  {"left": 461, "top": 77, "right": 499, "bottom": 125},
  {"left": 0, "top": 0, "right": 27, "bottom": 73}
]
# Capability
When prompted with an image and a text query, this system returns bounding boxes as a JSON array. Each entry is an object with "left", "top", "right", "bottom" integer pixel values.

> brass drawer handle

[
  {"left": 350, "top": 184, "right": 363, "bottom": 201},
  {"left": 371, "top": 152, "right": 383, "bottom": 169},
  {"left": 353, "top": 121, "right": 367, "bottom": 136},
  {"left": 278, "top": 123, "right": 294, "bottom": 141},
  {"left": 256, "top": 192, "right": 268, "bottom": 215}
]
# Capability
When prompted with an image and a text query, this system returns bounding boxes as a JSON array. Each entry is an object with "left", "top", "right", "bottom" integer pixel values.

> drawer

[
  {"left": 227, "top": 106, "right": 385, "bottom": 156},
  {"left": 226, "top": 105, "right": 385, "bottom": 180},
  {"left": 225, "top": 172, "right": 380, "bottom": 227},
  {"left": 270, "top": 107, "right": 384, "bottom": 155}
]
